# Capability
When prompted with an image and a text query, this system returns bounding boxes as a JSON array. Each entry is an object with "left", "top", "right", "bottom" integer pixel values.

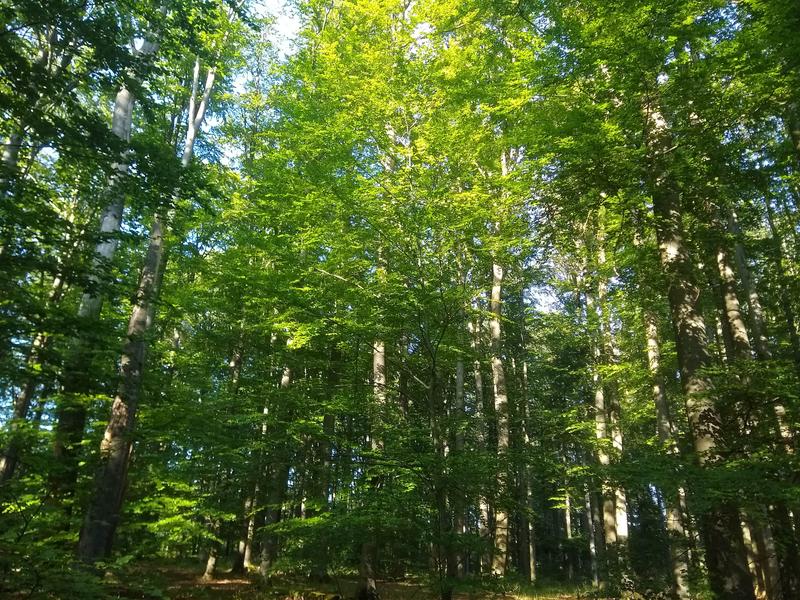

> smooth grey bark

[
  {"left": 489, "top": 260, "right": 509, "bottom": 576},
  {"left": 644, "top": 312, "right": 691, "bottom": 600},
  {"left": 53, "top": 37, "right": 159, "bottom": 491},
  {"left": 77, "top": 215, "right": 165, "bottom": 562},
  {"left": 356, "top": 339, "right": 386, "bottom": 600},
  {"left": 645, "top": 104, "right": 755, "bottom": 600},
  {"left": 77, "top": 56, "right": 216, "bottom": 562},
  {"left": 259, "top": 365, "right": 293, "bottom": 578},
  {"left": 468, "top": 317, "right": 492, "bottom": 574}
]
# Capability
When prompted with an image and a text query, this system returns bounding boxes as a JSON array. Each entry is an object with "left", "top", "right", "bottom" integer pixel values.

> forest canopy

[{"left": 2, "top": 1, "right": 800, "bottom": 599}]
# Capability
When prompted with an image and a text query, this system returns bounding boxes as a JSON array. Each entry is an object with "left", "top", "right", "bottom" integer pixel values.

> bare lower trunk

[
  {"left": 489, "top": 261, "right": 509, "bottom": 575},
  {"left": 646, "top": 104, "right": 754, "bottom": 600},
  {"left": 53, "top": 83, "right": 139, "bottom": 490},
  {"left": 77, "top": 215, "right": 165, "bottom": 562},
  {"left": 644, "top": 313, "right": 691, "bottom": 600},
  {"left": 357, "top": 338, "right": 386, "bottom": 598},
  {"left": 586, "top": 489, "right": 603, "bottom": 588}
]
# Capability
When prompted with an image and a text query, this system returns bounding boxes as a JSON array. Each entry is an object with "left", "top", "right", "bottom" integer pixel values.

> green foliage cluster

[{"left": 2, "top": 1, "right": 800, "bottom": 599}]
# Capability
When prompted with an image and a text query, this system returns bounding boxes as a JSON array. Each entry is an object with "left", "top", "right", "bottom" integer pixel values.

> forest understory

[
  {"left": 5, "top": 560, "right": 588, "bottom": 600},
  {"left": 3, "top": 0, "right": 800, "bottom": 599}
]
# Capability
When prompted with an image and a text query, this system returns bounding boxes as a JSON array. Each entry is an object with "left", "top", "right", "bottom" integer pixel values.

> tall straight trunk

[
  {"left": 644, "top": 312, "right": 691, "bottom": 600},
  {"left": 452, "top": 356, "right": 466, "bottom": 576},
  {"left": 516, "top": 354, "right": 533, "bottom": 584},
  {"left": 260, "top": 365, "right": 293, "bottom": 577},
  {"left": 357, "top": 338, "right": 386, "bottom": 600},
  {"left": 595, "top": 225, "right": 629, "bottom": 548},
  {"left": 646, "top": 105, "right": 755, "bottom": 600},
  {"left": 260, "top": 461, "right": 291, "bottom": 575},
  {"left": 77, "top": 215, "right": 165, "bottom": 562},
  {"left": 77, "top": 57, "right": 216, "bottom": 561},
  {"left": 53, "top": 36, "right": 159, "bottom": 490},
  {"left": 309, "top": 348, "right": 340, "bottom": 581},
  {"left": 489, "top": 260, "right": 510, "bottom": 576},
  {"left": 585, "top": 288, "right": 616, "bottom": 569},
  {"left": 762, "top": 197, "right": 800, "bottom": 375},
  {"left": 429, "top": 367, "right": 457, "bottom": 600},
  {"left": 586, "top": 489, "right": 603, "bottom": 588},
  {"left": 714, "top": 224, "right": 786, "bottom": 600},
  {"left": 468, "top": 318, "right": 492, "bottom": 573}
]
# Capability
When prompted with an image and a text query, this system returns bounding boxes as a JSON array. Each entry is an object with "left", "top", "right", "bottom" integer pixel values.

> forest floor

[{"left": 113, "top": 561, "right": 585, "bottom": 600}]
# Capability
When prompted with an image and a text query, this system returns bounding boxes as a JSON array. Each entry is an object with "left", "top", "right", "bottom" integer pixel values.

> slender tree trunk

[
  {"left": 0, "top": 334, "right": 48, "bottom": 482},
  {"left": 586, "top": 489, "right": 603, "bottom": 588},
  {"left": 309, "top": 348, "right": 340, "bottom": 581},
  {"left": 452, "top": 356, "right": 465, "bottom": 577},
  {"left": 469, "top": 318, "right": 493, "bottom": 573},
  {"left": 260, "top": 365, "right": 293, "bottom": 577},
  {"left": 77, "top": 215, "right": 165, "bottom": 562},
  {"left": 644, "top": 312, "right": 691, "bottom": 600},
  {"left": 490, "top": 260, "right": 510, "bottom": 576},
  {"left": 77, "top": 56, "right": 216, "bottom": 561},
  {"left": 356, "top": 338, "right": 386, "bottom": 600}
]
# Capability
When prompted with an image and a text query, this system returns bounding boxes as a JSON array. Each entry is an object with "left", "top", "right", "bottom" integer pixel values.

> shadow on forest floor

[{"left": 111, "top": 561, "right": 584, "bottom": 600}]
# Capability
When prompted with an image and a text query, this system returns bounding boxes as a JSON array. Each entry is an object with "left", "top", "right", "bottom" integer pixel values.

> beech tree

[{"left": 2, "top": 1, "right": 799, "bottom": 599}]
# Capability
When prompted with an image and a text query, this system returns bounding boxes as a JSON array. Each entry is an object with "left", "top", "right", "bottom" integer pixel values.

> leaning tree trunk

[
  {"left": 77, "top": 56, "right": 216, "bottom": 563},
  {"left": 77, "top": 214, "right": 166, "bottom": 562},
  {"left": 53, "top": 34, "right": 160, "bottom": 494},
  {"left": 645, "top": 104, "right": 755, "bottom": 600}
]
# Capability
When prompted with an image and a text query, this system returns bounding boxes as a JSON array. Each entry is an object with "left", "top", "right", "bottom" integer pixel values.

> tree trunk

[
  {"left": 77, "top": 215, "right": 165, "bottom": 562},
  {"left": 356, "top": 337, "right": 386, "bottom": 599},
  {"left": 77, "top": 56, "right": 215, "bottom": 561},
  {"left": 0, "top": 334, "right": 48, "bottom": 482},
  {"left": 489, "top": 260, "right": 510, "bottom": 576},
  {"left": 646, "top": 105, "right": 755, "bottom": 600},
  {"left": 644, "top": 312, "right": 691, "bottom": 600},
  {"left": 53, "top": 77, "right": 152, "bottom": 493}
]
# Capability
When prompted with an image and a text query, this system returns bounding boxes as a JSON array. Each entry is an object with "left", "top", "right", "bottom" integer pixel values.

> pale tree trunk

[
  {"left": 452, "top": 356, "right": 466, "bottom": 577},
  {"left": 469, "top": 318, "right": 493, "bottom": 573},
  {"left": 514, "top": 303, "right": 534, "bottom": 584},
  {"left": 714, "top": 225, "right": 785, "bottom": 600},
  {"left": 728, "top": 212, "right": 770, "bottom": 360},
  {"left": 762, "top": 197, "right": 800, "bottom": 375},
  {"left": 309, "top": 348, "right": 340, "bottom": 581},
  {"left": 53, "top": 37, "right": 159, "bottom": 491},
  {"left": 585, "top": 289, "right": 616, "bottom": 566},
  {"left": 356, "top": 338, "right": 386, "bottom": 600},
  {"left": 490, "top": 260, "right": 510, "bottom": 576},
  {"left": 77, "top": 56, "right": 216, "bottom": 563},
  {"left": 595, "top": 223, "right": 629, "bottom": 550},
  {"left": 77, "top": 215, "right": 165, "bottom": 562},
  {"left": 646, "top": 104, "right": 755, "bottom": 600},
  {"left": 260, "top": 365, "right": 293, "bottom": 577},
  {"left": 644, "top": 312, "right": 691, "bottom": 600},
  {"left": 586, "top": 489, "right": 603, "bottom": 588},
  {"left": 734, "top": 206, "right": 800, "bottom": 596}
]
